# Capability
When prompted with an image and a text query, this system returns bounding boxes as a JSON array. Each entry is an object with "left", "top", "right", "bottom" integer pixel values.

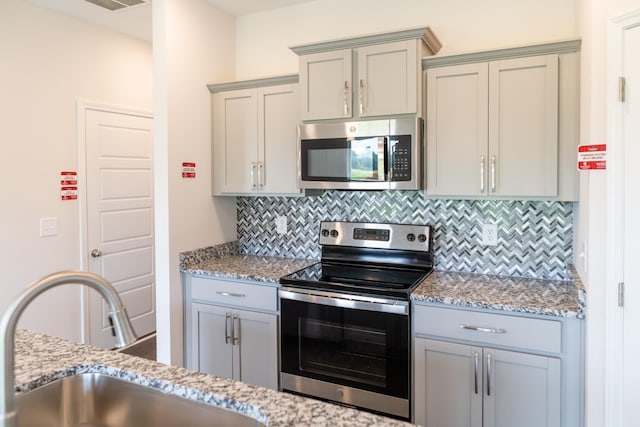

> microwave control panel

[{"left": 391, "top": 137, "right": 411, "bottom": 181}]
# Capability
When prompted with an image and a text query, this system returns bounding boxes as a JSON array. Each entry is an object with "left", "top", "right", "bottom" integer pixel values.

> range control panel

[{"left": 319, "top": 221, "right": 432, "bottom": 252}]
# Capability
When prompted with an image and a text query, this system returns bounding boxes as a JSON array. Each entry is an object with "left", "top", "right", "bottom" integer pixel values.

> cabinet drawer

[
  {"left": 413, "top": 305, "right": 561, "bottom": 353},
  {"left": 190, "top": 276, "right": 278, "bottom": 312}
]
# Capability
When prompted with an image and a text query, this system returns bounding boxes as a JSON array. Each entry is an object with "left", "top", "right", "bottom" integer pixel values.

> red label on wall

[
  {"left": 578, "top": 144, "right": 606, "bottom": 170},
  {"left": 60, "top": 171, "right": 78, "bottom": 185},
  {"left": 60, "top": 171, "right": 78, "bottom": 200},
  {"left": 182, "top": 162, "right": 196, "bottom": 178},
  {"left": 61, "top": 186, "right": 78, "bottom": 200}
]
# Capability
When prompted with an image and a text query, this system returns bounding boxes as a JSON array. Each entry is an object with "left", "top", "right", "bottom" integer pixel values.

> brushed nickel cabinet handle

[
  {"left": 474, "top": 352, "right": 480, "bottom": 394},
  {"left": 343, "top": 81, "right": 350, "bottom": 116},
  {"left": 490, "top": 155, "right": 496, "bottom": 193},
  {"left": 250, "top": 162, "right": 257, "bottom": 190},
  {"left": 480, "top": 155, "right": 486, "bottom": 193},
  {"left": 487, "top": 353, "right": 492, "bottom": 396},
  {"left": 224, "top": 312, "right": 231, "bottom": 344},
  {"left": 359, "top": 79, "right": 365, "bottom": 115},
  {"left": 232, "top": 314, "right": 239, "bottom": 345},
  {"left": 216, "top": 291, "right": 246, "bottom": 298},
  {"left": 258, "top": 161, "right": 264, "bottom": 189},
  {"left": 461, "top": 324, "right": 506, "bottom": 334}
]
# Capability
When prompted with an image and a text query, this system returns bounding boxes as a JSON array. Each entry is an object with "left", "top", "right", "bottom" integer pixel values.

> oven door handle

[{"left": 279, "top": 288, "right": 408, "bottom": 315}]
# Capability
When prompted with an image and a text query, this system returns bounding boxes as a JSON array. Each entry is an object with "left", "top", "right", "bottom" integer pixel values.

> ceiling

[
  {"left": 207, "top": 0, "right": 315, "bottom": 16},
  {"left": 25, "top": 0, "right": 152, "bottom": 41},
  {"left": 25, "top": 0, "right": 316, "bottom": 42}
]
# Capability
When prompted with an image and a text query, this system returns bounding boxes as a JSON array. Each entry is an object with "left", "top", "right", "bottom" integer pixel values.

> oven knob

[
  {"left": 336, "top": 388, "right": 345, "bottom": 398},
  {"left": 330, "top": 230, "right": 339, "bottom": 238},
  {"left": 418, "top": 234, "right": 427, "bottom": 242},
  {"left": 407, "top": 233, "right": 416, "bottom": 242},
  {"left": 321, "top": 229, "right": 330, "bottom": 237}
]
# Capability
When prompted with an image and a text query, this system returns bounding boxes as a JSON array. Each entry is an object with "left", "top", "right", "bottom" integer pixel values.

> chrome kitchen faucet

[{"left": 0, "top": 271, "right": 138, "bottom": 427}]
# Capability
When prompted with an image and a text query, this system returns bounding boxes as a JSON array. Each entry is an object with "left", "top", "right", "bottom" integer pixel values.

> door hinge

[
  {"left": 619, "top": 76, "right": 626, "bottom": 102},
  {"left": 618, "top": 282, "right": 625, "bottom": 307}
]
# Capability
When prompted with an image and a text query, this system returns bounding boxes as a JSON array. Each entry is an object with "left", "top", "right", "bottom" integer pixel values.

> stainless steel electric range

[{"left": 279, "top": 221, "right": 433, "bottom": 421}]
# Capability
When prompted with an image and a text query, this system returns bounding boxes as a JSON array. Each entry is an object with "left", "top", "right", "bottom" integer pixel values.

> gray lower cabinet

[
  {"left": 184, "top": 275, "right": 279, "bottom": 390},
  {"left": 413, "top": 304, "right": 583, "bottom": 427},
  {"left": 414, "top": 338, "right": 561, "bottom": 427}
]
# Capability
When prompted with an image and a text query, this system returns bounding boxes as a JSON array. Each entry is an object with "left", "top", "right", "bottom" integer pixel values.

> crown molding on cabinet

[
  {"left": 208, "top": 74, "right": 299, "bottom": 93},
  {"left": 422, "top": 39, "right": 581, "bottom": 69},
  {"left": 290, "top": 26, "right": 442, "bottom": 56}
]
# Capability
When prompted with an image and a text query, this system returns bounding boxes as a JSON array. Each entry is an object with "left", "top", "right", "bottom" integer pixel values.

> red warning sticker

[
  {"left": 578, "top": 144, "right": 606, "bottom": 170},
  {"left": 182, "top": 162, "right": 196, "bottom": 178}
]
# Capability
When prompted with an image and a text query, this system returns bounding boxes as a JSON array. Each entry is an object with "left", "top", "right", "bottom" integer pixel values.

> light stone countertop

[
  {"left": 181, "top": 251, "right": 585, "bottom": 319},
  {"left": 411, "top": 270, "right": 585, "bottom": 319},
  {"left": 182, "top": 254, "right": 316, "bottom": 284},
  {"left": 13, "top": 329, "right": 412, "bottom": 427}
]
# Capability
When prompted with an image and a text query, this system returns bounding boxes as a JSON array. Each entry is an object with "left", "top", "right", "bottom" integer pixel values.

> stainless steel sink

[{"left": 15, "top": 373, "right": 266, "bottom": 427}]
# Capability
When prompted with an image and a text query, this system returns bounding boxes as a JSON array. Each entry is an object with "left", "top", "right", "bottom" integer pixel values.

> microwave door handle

[
  {"left": 346, "top": 139, "right": 352, "bottom": 180},
  {"left": 389, "top": 138, "right": 395, "bottom": 181},
  {"left": 379, "top": 137, "right": 387, "bottom": 181}
]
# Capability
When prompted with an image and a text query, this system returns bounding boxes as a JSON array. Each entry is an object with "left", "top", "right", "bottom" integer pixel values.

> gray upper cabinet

[
  {"left": 292, "top": 27, "right": 442, "bottom": 121},
  {"left": 209, "top": 75, "right": 302, "bottom": 196},
  {"left": 298, "top": 49, "right": 352, "bottom": 120},
  {"left": 424, "top": 40, "right": 580, "bottom": 200}
]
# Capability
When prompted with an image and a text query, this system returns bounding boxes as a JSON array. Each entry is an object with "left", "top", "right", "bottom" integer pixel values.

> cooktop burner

[
  {"left": 280, "top": 262, "right": 430, "bottom": 298},
  {"left": 280, "top": 221, "right": 433, "bottom": 299}
]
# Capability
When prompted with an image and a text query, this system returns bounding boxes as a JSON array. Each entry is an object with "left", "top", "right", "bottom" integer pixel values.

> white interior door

[
  {"left": 621, "top": 16, "right": 640, "bottom": 427},
  {"left": 84, "top": 106, "right": 155, "bottom": 348}
]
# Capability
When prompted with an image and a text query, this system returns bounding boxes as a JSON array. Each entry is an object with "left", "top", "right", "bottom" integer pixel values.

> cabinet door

[
  {"left": 426, "top": 63, "right": 489, "bottom": 196},
  {"left": 299, "top": 49, "right": 352, "bottom": 120},
  {"left": 191, "top": 303, "right": 233, "bottom": 379},
  {"left": 414, "top": 338, "right": 483, "bottom": 427},
  {"left": 488, "top": 55, "right": 559, "bottom": 197},
  {"left": 358, "top": 40, "right": 418, "bottom": 117},
  {"left": 235, "top": 309, "right": 278, "bottom": 390},
  {"left": 212, "top": 89, "right": 258, "bottom": 194},
  {"left": 258, "top": 84, "right": 301, "bottom": 194},
  {"left": 484, "top": 348, "right": 561, "bottom": 427}
]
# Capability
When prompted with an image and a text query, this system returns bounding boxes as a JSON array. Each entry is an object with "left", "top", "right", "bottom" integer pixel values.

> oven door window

[
  {"left": 300, "top": 137, "right": 387, "bottom": 182},
  {"left": 280, "top": 298, "right": 409, "bottom": 399}
]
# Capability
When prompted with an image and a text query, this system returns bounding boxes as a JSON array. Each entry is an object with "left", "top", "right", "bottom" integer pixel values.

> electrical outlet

[
  {"left": 275, "top": 215, "right": 287, "bottom": 235},
  {"left": 481, "top": 223, "right": 498, "bottom": 246}
]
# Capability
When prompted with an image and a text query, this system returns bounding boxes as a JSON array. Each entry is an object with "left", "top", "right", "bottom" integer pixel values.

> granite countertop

[
  {"left": 412, "top": 270, "right": 586, "bottom": 319},
  {"left": 14, "top": 329, "right": 412, "bottom": 427},
  {"left": 182, "top": 255, "right": 316, "bottom": 284},
  {"left": 180, "top": 245, "right": 585, "bottom": 319}
]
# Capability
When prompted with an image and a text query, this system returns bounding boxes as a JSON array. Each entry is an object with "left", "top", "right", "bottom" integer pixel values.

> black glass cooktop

[{"left": 280, "top": 262, "right": 430, "bottom": 299}]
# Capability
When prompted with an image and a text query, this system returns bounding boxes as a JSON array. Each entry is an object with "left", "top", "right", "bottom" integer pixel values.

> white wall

[
  {"left": 153, "top": 0, "right": 237, "bottom": 366},
  {"left": 0, "top": 0, "right": 152, "bottom": 341},
  {"left": 235, "top": 0, "right": 578, "bottom": 79}
]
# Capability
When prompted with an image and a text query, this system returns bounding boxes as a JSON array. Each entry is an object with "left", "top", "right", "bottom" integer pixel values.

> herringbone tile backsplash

[{"left": 237, "top": 191, "right": 574, "bottom": 280}]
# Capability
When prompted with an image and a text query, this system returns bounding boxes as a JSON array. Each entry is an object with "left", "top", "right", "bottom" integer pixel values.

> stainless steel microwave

[{"left": 298, "top": 117, "right": 423, "bottom": 190}]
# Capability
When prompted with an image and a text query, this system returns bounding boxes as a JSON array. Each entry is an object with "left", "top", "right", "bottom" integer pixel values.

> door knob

[{"left": 91, "top": 249, "right": 103, "bottom": 258}]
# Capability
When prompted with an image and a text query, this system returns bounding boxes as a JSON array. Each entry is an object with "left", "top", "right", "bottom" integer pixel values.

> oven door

[{"left": 279, "top": 287, "right": 410, "bottom": 420}]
